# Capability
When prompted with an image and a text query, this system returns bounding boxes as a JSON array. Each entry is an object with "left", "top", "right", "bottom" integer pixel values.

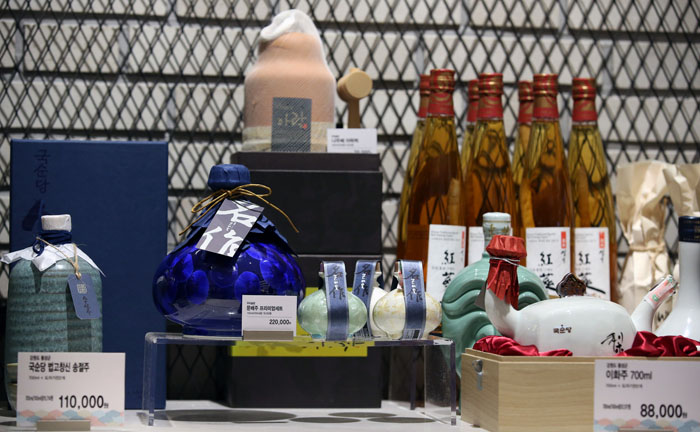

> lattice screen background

[{"left": 0, "top": 0, "right": 698, "bottom": 399}]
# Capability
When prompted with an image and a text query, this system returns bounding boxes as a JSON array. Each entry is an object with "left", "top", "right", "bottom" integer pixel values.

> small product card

[
  {"left": 426, "top": 224, "right": 466, "bottom": 301},
  {"left": 574, "top": 227, "right": 610, "bottom": 299},
  {"left": 196, "top": 199, "right": 263, "bottom": 257},
  {"left": 241, "top": 295, "right": 297, "bottom": 336},
  {"left": 17, "top": 352, "right": 125, "bottom": 427},
  {"left": 525, "top": 227, "right": 570, "bottom": 294},
  {"left": 594, "top": 359, "right": 700, "bottom": 431},
  {"left": 67, "top": 273, "right": 101, "bottom": 320},
  {"left": 326, "top": 128, "right": 378, "bottom": 154}
]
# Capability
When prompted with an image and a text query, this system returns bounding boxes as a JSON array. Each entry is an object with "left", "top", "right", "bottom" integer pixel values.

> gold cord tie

[
  {"left": 178, "top": 184, "right": 299, "bottom": 236},
  {"left": 36, "top": 238, "right": 82, "bottom": 279}
]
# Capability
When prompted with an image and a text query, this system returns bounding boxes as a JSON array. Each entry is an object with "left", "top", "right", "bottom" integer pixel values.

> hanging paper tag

[
  {"left": 352, "top": 260, "right": 382, "bottom": 338},
  {"left": 399, "top": 260, "right": 426, "bottom": 340},
  {"left": 196, "top": 199, "right": 263, "bottom": 257},
  {"left": 574, "top": 227, "right": 610, "bottom": 299},
  {"left": 67, "top": 274, "right": 101, "bottom": 320},
  {"left": 322, "top": 261, "right": 349, "bottom": 341}
]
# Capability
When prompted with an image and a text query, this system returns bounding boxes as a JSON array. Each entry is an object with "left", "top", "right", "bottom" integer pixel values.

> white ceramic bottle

[{"left": 656, "top": 216, "right": 700, "bottom": 340}]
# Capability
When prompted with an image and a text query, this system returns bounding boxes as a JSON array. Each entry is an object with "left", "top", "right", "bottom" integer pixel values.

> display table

[
  {"left": 0, "top": 400, "right": 488, "bottom": 431},
  {"left": 143, "top": 333, "right": 457, "bottom": 426}
]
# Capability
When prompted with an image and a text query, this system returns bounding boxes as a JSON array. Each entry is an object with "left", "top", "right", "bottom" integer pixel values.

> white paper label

[
  {"left": 241, "top": 295, "right": 297, "bottom": 335},
  {"left": 17, "top": 352, "right": 125, "bottom": 427},
  {"left": 426, "top": 224, "right": 466, "bottom": 301},
  {"left": 594, "top": 359, "right": 700, "bottom": 431},
  {"left": 575, "top": 227, "right": 610, "bottom": 299},
  {"left": 525, "top": 227, "right": 570, "bottom": 293},
  {"left": 467, "top": 226, "right": 484, "bottom": 265},
  {"left": 326, "top": 128, "right": 378, "bottom": 154}
]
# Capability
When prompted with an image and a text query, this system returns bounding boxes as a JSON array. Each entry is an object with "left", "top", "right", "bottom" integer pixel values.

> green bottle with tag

[{"left": 2, "top": 214, "right": 103, "bottom": 408}]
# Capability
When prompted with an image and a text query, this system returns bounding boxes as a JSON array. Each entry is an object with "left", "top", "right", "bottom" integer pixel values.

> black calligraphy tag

[
  {"left": 195, "top": 199, "right": 263, "bottom": 257},
  {"left": 67, "top": 273, "right": 101, "bottom": 320},
  {"left": 271, "top": 97, "right": 312, "bottom": 152}
]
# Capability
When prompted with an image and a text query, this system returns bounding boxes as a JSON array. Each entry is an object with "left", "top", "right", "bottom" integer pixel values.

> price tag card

[
  {"left": 17, "top": 352, "right": 125, "bottom": 427},
  {"left": 594, "top": 359, "right": 700, "bottom": 431},
  {"left": 242, "top": 295, "right": 297, "bottom": 338},
  {"left": 326, "top": 128, "right": 378, "bottom": 154}
]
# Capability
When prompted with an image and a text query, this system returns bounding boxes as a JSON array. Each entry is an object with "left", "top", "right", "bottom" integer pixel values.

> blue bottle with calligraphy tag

[
  {"left": 2, "top": 214, "right": 103, "bottom": 409},
  {"left": 152, "top": 164, "right": 305, "bottom": 337}
]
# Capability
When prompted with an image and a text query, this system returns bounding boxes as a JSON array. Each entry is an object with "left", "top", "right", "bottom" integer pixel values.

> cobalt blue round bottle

[{"left": 152, "top": 164, "right": 305, "bottom": 337}]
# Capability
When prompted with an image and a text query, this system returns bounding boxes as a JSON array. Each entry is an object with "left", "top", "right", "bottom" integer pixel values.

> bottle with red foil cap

[
  {"left": 459, "top": 79, "right": 479, "bottom": 177},
  {"left": 519, "top": 73, "right": 575, "bottom": 296},
  {"left": 512, "top": 81, "right": 534, "bottom": 239},
  {"left": 463, "top": 73, "right": 518, "bottom": 265},
  {"left": 397, "top": 74, "right": 431, "bottom": 260},
  {"left": 405, "top": 69, "right": 465, "bottom": 302},
  {"left": 568, "top": 78, "right": 617, "bottom": 301}
]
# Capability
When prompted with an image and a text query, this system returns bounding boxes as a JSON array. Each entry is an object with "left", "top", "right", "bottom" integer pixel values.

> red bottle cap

[
  {"left": 572, "top": 77, "right": 597, "bottom": 122},
  {"left": 427, "top": 69, "right": 455, "bottom": 116},
  {"left": 518, "top": 81, "right": 533, "bottom": 124},
  {"left": 533, "top": 73, "right": 559, "bottom": 119},
  {"left": 477, "top": 73, "right": 503, "bottom": 120}
]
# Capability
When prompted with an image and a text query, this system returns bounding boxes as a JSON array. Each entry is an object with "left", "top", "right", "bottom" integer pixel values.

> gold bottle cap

[
  {"left": 572, "top": 77, "right": 596, "bottom": 100},
  {"left": 467, "top": 79, "right": 479, "bottom": 101},
  {"left": 429, "top": 69, "right": 455, "bottom": 92},
  {"left": 419, "top": 74, "right": 431, "bottom": 95},
  {"left": 478, "top": 73, "right": 503, "bottom": 95},
  {"left": 518, "top": 81, "right": 534, "bottom": 101},
  {"left": 533, "top": 74, "right": 558, "bottom": 119},
  {"left": 533, "top": 73, "right": 558, "bottom": 96}
]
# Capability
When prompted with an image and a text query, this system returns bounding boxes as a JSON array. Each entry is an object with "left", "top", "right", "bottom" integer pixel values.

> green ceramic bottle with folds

[
  {"left": 442, "top": 212, "right": 546, "bottom": 376},
  {"left": 2, "top": 214, "right": 102, "bottom": 408}
]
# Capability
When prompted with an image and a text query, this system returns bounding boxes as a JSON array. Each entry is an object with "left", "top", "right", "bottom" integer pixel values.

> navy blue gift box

[{"left": 9, "top": 139, "right": 168, "bottom": 409}]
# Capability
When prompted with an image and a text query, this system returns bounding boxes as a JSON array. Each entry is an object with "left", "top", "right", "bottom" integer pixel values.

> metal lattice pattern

[{"left": 0, "top": 0, "right": 698, "bottom": 398}]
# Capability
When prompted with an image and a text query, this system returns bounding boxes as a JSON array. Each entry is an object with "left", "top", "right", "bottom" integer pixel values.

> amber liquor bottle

[
  {"left": 519, "top": 73, "right": 575, "bottom": 295},
  {"left": 459, "top": 79, "right": 479, "bottom": 179},
  {"left": 463, "top": 73, "right": 517, "bottom": 265},
  {"left": 397, "top": 74, "right": 430, "bottom": 260},
  {"left": 511, "top": 81, "right": 534, "bottom": 239},
  {"left": 405, "top": 69, "right": 465, "bottom": 301},
  {"left": 568, "top": 78, "right": 617, "bottom": 300}
]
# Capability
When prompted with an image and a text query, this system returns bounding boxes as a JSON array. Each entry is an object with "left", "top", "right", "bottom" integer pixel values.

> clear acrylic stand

[{"left": 142, "top": 332, "right": 456, "bottom": 426}]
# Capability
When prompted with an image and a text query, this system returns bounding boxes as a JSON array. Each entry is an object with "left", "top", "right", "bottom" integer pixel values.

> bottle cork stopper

[{"left": 41, "top": 214, "right": 72, "bottom": 232}]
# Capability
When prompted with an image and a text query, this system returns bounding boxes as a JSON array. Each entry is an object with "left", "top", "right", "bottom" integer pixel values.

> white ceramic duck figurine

[{"left": 483, "top": 236, "right": 677, "bottom": 356}]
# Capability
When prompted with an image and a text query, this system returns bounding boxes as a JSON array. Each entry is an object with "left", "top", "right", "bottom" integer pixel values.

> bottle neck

[
  {"left": 572, "top": 98, "right": 597, "bottom": 122},
  {"left": 467, "top": 99, "right": 479, "bottom": 123},
  {"left": 533, "top": 94, "right": 558, "bottom": 120},
  {"left": 518, "top": 100, "right": 533, "bottom": 124},
  {"left": 418, "top": 94, "right": 430, "bottom": 118},
  {"left": 427, "top": 91, "right": 454, "bottom": 117},
  {"left": 677, "top": 240, "right": 700, "bottom": 310},
  {"left": 477, "top": 94, "right": 503, "bottom": 120}
]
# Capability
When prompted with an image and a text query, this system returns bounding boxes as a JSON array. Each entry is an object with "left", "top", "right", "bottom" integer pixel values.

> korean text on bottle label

[
  {"left": 525, "top": 227, "right": 571, "bottom": 294},
  {"left": 426, "top": 224, "right": 466, "bottom": 301},
  {"left": 574, "top": 227, "right": 610, "bottom": 299}
]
